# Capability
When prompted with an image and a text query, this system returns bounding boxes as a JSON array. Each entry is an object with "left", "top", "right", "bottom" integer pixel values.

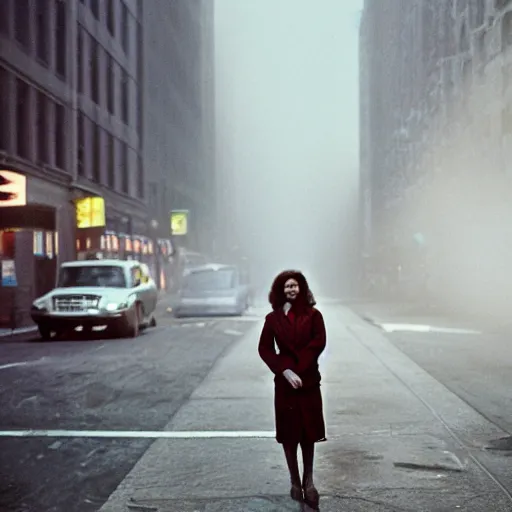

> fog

[
  {"left": 214, "top": 0, "right": 362, "bottom": 299},
  {"left": 385, "top": 75, "right": 512, "bottom": 319}
]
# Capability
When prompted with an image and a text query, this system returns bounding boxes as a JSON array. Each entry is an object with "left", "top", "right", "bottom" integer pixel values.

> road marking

[
  {"left": 380, "top": 323, "right": 480, "bottom": 334},
  {"left": 0, "top": 361, "right": 30, "bottom": 371},
  {"left": 0, "top": 430, "right": 277, "bottom": 439}
]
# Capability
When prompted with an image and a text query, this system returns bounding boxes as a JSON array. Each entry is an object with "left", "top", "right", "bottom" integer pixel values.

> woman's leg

[
  {"left": 300, "top": 441, "right": 319, "bottom": 508},
  {"left": 283, "top": 443, "right": 302, "bottom": 500},
  {"left": 283, "top": 442, "right": 301, "bottom": 485},
  {"left": 300, "top": 441, "right": 315, "bottom": 489}
]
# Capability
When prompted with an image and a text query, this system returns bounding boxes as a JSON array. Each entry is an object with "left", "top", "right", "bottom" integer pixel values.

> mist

[{"left": 214, "top": 0, "right": 362, "bottom": 299}]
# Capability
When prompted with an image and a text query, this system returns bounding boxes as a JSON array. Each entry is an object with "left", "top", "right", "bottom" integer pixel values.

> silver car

[
  {"left": 31, "top": 259, "right": 158, "bottom": 340},
  {"left": 173, "top": 263, "right": 250, "bottom": 318}
]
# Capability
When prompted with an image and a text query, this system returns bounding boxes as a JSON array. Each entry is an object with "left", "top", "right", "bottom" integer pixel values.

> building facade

[
  {"left": 360, "top": 0, "right": 512, "bottom": 313},
  {"left": 0, "top": 0, "right": 214, "bottom": 328},
  {"left": 142, "top": 0, "right": 216, "bottom": 261}
]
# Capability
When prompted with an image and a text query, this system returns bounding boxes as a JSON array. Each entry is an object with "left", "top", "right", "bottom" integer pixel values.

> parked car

[
  {"left": 173, "top": 263, "right": 250, "bottom": 318},
  {"left": 31, "top": 259, "right": 158, "bottom": 340}
]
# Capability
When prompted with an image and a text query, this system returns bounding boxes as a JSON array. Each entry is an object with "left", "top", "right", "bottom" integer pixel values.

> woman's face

[{"left": 284, "top": 278, "right": 299, "bottom": 301}]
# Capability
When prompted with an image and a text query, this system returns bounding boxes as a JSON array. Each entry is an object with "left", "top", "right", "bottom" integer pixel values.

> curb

[{"left": 0, "top": 326, "right": 38, "bottom": 343}]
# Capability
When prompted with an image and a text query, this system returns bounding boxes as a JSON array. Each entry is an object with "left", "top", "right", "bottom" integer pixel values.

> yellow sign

[
  {"left": 75, "top": 197, "right": 106, "bottom": 228},
  {"left": 0, "top": 170, "right": 27, "bottom": 207},
  {"left": 170, "top": 210, "right": 188, "bottom": 235}
]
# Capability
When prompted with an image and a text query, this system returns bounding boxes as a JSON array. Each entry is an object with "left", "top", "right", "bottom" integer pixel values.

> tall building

[
  {"left": 0, "top": 0, "right": 215, "bottom": 328},
  {"left": 359, "top": 0, "right": 512, "bottom": 312},
  {"left": 142, "top": 0, "right": 216, "bottom": 260}
]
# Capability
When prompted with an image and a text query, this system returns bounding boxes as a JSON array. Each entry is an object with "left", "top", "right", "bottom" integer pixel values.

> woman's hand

[{"left": 282, "top": 369, "right": 302, "bottom": 389}]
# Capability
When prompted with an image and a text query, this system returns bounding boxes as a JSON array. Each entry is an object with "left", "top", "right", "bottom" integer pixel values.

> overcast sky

[{"left": 215, "top": 0, "right": 363, "bottom": 296}]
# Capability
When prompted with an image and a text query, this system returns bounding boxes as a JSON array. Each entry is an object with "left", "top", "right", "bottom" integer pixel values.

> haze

[{"left": 215, "top": 0, "right": 363, "bottom": 299}]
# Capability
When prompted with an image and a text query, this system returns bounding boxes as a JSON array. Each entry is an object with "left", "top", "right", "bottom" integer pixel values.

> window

[
  {"left": 106, "top": 0, "right": 115, "bottom": 35},
  {"left": 0, "top": 68, "right": 8, "bottom": 151},
  {"left": 54, "top": 102, "right": 66, "bottom": 169},
  {"left": 36, "top": 92, "right": 49, "bottom": 163},
  {"left": 90, "top": 0, "right": 99, "bottom": 20},
  {"left": 503, "top": 11, "right": 512, "bottom": 50},
  {"left": 502, "top": 104, "right": 512, "bottom": 135},
  {"left": 77, "top": 112, "right": 85, "bottom": 176},
  {"left": 0, "top": 0, "right": 10, "bottom": 35},
  {"left": 90, "top": 36, "right": 99, "bottom": 104},
  {"left": 121, "top": 71, "right": 129, "bottom": 124},
  {"left": 121, "top": 2, "right": 129, "bottom": 53},
  {"left": 16, "top": 79, "right": 30, "bottom": 160},
  {"left": 137, "top": 154, "right": 144, "bottom": 198},
  {"left": 120, "top": 142, "right": 129, "bottom": 193},
  {"left": 14, "top": 0, "right": 31, "bottom": 49},
  {"left": 474, "top": 1, "right": 485, "bottom": 27},
  {"left": 107, "top": 133, "right": 115, "bottom": 188},
  {"left": 92, "top": 124, "right": 101, "bottom": 182},
  {"left": 59, "top": 265, "right": 127, "bottom": 288},
  {"left": 55, "top": 0, "right": 67, "bottom": 78},
  {"left": 35, "top": 0, "right": 49, "bottom": 64},
  {"left": 107, "top": 55, "right": 115, "bottom": 114},
  {"left": 77, "top": 26, "right": 83, "bottom": 93}
]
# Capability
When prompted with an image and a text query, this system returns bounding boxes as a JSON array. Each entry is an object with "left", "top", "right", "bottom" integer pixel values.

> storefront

[
  {"left": 74, "top": 196, "right": 174, "bottom": 290},
  {"left": 0, "top": 169, "right": 75, "bottom": 329}
]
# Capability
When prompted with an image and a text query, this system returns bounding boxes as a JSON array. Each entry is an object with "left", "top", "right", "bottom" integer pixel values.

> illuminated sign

[
  {"left": 0, "top": 170, "right": 27, "bottom": 207},
  {"left": 170, "top": 210, "right": 188, "bottom": 236},
  {"left": 75, "top": 197, "right": 106, "bottom": 229}
]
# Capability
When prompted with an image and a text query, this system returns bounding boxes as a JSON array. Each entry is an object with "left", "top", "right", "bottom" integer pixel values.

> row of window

[
  {"left": 80, "top": 0, "right": 133, "bottom": 56},
  {"left": 0, "top": 65, "right": 143, "bottom": 199},
  {"left": 77, "top": 25, "right": 132, "bottom": 124},
  {"left": 76, "top": 111, "right": 143, "bottom": 198},
  {"left": 0, "top": 67, "right": 66, "bottom": 170},
  {"left": 0, "top": 0, "right": 67, "bottom": 80}
]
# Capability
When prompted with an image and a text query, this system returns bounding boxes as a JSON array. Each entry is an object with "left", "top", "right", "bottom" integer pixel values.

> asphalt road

[
  {"left": 387, "top": 328, "right": 512, "bottom": 437},
  {"left": 0, "top": 314, "right": 259, "bottom": 512}
]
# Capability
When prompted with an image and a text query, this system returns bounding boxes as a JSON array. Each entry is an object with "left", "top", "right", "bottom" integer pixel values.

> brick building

[
  {"left": 359, "top": 0, "right": 512, "bottom": 313},
  {"left": 0, "top": 0, "right": 215, "bottom": 327}
]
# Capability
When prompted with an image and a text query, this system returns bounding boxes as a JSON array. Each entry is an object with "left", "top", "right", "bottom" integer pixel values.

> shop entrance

[{"left": 0, "top": 204, "right": 57, "bottom": 329}]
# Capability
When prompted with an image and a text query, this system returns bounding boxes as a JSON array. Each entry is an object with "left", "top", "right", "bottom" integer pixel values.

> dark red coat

[{"left": 258, "top": 305, "right": 327, "bottom": 444}]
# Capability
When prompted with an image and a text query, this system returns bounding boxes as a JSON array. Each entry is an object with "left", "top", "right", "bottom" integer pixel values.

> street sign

[
  {"left": 0, "top": 170, "right": 26, "bottom": 207},
  {"left": 170, "top": 210, "right": 188, "bottom": 236},
  {"left": 75, "top": 197, "right": 106, "bottom": 228}
]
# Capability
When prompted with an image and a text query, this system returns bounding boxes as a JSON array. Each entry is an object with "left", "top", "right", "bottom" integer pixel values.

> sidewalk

[
  {"left": 345, "top": 299, "right": 487, "bottom": 332},
  {"left": 0, "top": 325, "right": 38, "bottom": 342},
  {"left": 99, "top": 305, "right": 512, "bottom": 511}
]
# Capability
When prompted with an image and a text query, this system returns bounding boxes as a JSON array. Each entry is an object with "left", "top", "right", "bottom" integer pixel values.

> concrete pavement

[{"left": 99, "top": 303, "right": 512, "bottom": 511}]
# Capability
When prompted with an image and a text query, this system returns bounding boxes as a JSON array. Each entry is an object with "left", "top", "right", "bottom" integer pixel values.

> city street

[
  {"left": 387, "top": 326, "right": 512, "bottom": 441},
  {"left": 93, "top": 305, "right": 512, "bottom": 511},
  {"left": 3, "top": 304, "right": 512, "bottom": 511},
  {"left": 0, "top": 313, "right": 259, "bottom": 512}
]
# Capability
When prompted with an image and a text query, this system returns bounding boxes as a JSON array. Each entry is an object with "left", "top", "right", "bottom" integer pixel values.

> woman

[{"left": 258, "top": 270, "right": 326, "bottom": 509}]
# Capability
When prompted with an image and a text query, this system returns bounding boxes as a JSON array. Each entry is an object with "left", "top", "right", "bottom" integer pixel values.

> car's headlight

[
  {"left": 105, "top": 294, "right": 136, "bottom": 312},
  {"left": 32, "top": 298, "right": 49, "bottom": 310}
]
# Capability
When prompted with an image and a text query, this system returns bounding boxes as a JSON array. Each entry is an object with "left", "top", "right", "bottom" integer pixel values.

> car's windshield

[
  {"left": 59, "top": 266, "right": 127, "bottom": 288},
  {"left": 184, "top": 268, "right": 236, "bottom": 292}
]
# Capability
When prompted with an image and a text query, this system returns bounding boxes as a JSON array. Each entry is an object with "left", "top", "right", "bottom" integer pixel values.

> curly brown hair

[{"left": 268, "top": 270, "right": 316, "bottom": 311}]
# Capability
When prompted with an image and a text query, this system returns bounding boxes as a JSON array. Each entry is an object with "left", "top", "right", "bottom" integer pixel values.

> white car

[{"left": 31, "top": 259, "right": 158, "bottom": 340}]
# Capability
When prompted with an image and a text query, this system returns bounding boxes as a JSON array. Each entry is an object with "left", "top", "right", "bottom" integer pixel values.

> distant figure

[{"left": 258, "top": 270, "right": 326, "bottom": 509}]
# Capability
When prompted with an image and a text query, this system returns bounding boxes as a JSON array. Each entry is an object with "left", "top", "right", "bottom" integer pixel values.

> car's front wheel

[
  {"left": 123, "top": 303, "right": 141, "bottom": 338},
  {"left": 38, "top": 325, "right": 52, "bottom": 341}
]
